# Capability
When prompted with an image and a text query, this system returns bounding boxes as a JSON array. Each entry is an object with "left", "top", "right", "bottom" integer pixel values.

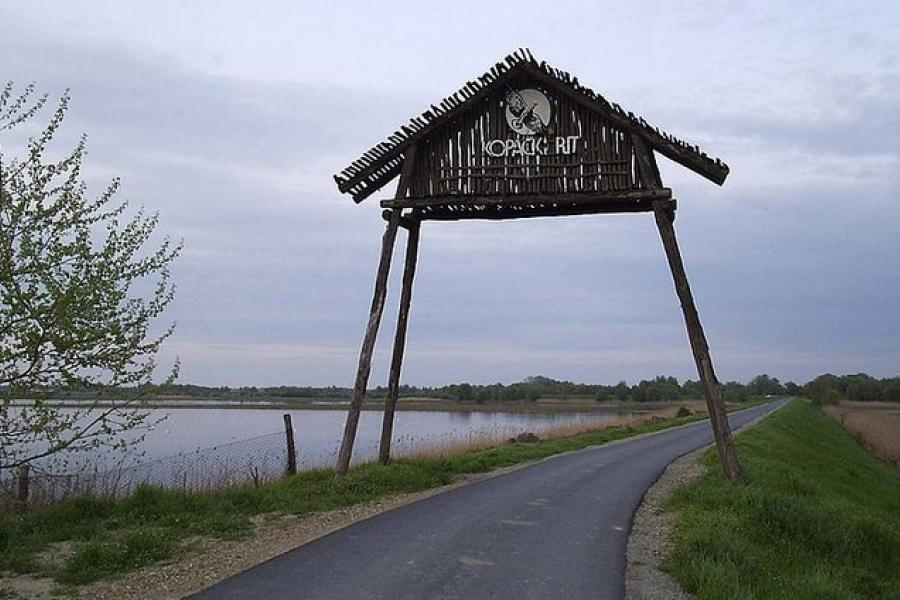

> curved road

[{"left": 191, "top": 401, "right": 783, "bottom": 600}]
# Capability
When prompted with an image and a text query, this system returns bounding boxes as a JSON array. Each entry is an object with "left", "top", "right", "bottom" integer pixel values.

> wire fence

[{"left": 2, "top": 417, "right": 296, "bottom": 510}]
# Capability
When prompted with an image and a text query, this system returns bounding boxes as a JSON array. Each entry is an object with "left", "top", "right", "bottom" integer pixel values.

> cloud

[{"left": 3, "top": 2, "right": 899, "bottom": 386}]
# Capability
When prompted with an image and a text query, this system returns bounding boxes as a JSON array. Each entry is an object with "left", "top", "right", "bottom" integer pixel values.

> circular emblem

[{"left": 504, "top": 88, "right": 551, "bottom": 136}]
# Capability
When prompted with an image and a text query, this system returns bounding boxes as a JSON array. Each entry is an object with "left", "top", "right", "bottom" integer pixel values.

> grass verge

[
  {"left": 0, "top": 408, "right": 720, "bottom": 587},
  {"left": 665, "top": 400, "right": 900, "bottom": 599}
]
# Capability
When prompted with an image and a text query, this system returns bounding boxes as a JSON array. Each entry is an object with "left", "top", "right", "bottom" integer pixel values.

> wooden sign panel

[{"left": 405, "top": 76, "right": 639, "bottom": 200}]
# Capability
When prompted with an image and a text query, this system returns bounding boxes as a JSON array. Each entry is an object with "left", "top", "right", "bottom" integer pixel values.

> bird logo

[{"left": 504, "top": 88, "right": 551, "bottom": 136}]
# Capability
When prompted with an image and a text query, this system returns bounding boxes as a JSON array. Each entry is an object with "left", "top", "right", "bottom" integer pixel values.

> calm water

[
  {"left": 4, "top": 407, "right": 631, "bottom": 499},
  {"left": 132, "top": 407, "right": 626, "bottom": 470}
]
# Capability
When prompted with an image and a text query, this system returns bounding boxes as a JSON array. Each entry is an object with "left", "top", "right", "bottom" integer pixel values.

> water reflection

[
  {"left": 447, "top": 411, "right": 474, "bottom": 424},
  {"left": 22, "top": 407, "right": 625, "bottom": 473}
]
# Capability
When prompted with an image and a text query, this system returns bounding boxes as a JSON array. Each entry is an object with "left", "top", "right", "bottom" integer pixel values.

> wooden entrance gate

[{"left": 331, "top": 49, "right": 743, "bottom": 484}]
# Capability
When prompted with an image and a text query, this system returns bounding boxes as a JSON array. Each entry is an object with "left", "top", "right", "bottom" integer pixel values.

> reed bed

[{"left": 397, "top": 405, "right": 697, "bottom": 461}]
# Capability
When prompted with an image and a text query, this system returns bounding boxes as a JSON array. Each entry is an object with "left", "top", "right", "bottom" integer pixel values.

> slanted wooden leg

[
  {"left": 335, "top": 209, "right": 402, "bottom": 475},
  {"left": 379, "top": 218, "right": 421, "bottom": 464},
  {"left": 653, "top": 201, "right": 744, "bottom": 484}
]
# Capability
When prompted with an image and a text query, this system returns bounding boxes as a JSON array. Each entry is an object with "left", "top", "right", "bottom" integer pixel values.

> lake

[
  {"left": 7, "top": 406, "right": 632, "bottom": 501},
  {"left": 133, "top": 406, "right": 627, "bottom": 469}
]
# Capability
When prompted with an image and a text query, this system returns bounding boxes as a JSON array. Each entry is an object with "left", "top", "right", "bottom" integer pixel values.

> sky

[{"left": 1, "top": 1, "right": 898, "bottom": 387}]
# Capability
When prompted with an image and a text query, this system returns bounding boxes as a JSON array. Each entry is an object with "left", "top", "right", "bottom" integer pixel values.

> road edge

[{"left": 624, "top": 398, "right": 790, "bottom": 600}]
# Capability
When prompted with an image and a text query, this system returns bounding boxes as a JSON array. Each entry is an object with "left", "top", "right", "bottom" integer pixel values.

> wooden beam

[
  {"left": 652, "top": 200, "right": 744, "bottom": 484},
  {"left": 381, "top": 188, "right": 671, "bottom": 210},
  {"left": 520, "top": 63, "right": 729, "bottom": 185},
  {"left": 644, "top": 131, "right": 728, "bottom": 186},
  {"left": 631, "top": 134, "right": 663, "bottom": 189},
  {"left": 379, "top": 216, "right": 422, "bottom": 464},
  {"left": 351, "top": 162, "right": 404, "bottom": 203},
  {"left": 380, "top": 209, "right": 419, "bottom": 229},
  {"left": 335, "top": 209, "right": 401, "bottom": 475},
  {"left": 396, "top": 144, "right": 418, "bottom": 197},
  {"left": 420, "top": 199, "right": 672, "bottom": 221},
  {"left": 350, "top": 143, "right": 419, "bottom": 203}
]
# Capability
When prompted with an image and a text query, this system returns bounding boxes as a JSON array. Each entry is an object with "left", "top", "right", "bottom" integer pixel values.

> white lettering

[
  {"left": 483, "top": 139, "right": 506, "bottom": 157},
  {"left": 482, "top": 136, "right": 581, "bottom": 158},
  {"left": 521, "top": 137, "right": 535, "bottom": 155}
]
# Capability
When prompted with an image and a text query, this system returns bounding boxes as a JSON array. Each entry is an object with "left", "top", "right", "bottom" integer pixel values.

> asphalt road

[{"left": 191, "top": 401, "right": 784, "bottom": 600}]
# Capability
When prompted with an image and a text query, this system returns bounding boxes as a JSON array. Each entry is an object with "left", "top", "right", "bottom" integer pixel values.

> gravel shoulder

[
  {"left": 624, "top": 402, "right": 786, "bottom": 600},
  {"left": 624, "top": 447, "right": 703, "bottom": 600}
]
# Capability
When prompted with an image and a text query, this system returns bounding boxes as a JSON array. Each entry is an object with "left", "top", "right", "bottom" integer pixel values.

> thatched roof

[{"left": 334, "top": 49, "right": 728, "bottom": 202}]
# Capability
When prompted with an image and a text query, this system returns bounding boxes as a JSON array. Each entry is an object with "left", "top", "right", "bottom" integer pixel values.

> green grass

[
  {"left": 665, "top": 400, "right": 900, "bottom": 599},
  {"left": 0, "top": 408, "right": 719, "bottom": 586}
]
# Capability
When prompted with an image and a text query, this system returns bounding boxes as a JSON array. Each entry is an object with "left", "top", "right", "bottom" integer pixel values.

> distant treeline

[
  {"left": 8, "top": 373, "right": 897, "bottom": 405},
  {"left": 140, "top": 373, "right": 794, "bottom": 404},
  {"left": 803, "top": 373, "right": 900, "bottom": 404}
]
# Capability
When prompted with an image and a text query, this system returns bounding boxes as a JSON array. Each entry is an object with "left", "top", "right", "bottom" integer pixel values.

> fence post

[
  {"left": 17, "top": 464, "right": 30, "bottom": 506},
  {"left": 283, "top": 414, "right": 297, "bottom": 476}
]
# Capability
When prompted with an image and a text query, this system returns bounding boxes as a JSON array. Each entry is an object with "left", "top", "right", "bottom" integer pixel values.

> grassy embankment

[
  {"left": 665, "top": 400, "right": 900, "bottom": 599},
  {"left": 0, "top": 407, "right": 712, "bottom": 588}
]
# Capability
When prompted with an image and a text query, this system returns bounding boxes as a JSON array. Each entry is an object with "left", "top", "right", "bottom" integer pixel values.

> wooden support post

[
  {"left": 283, "top": 414, "right": 297, "bottom": 476},
  {"left": 631, "top": 132, "right": 743, "bottom": 484},
  {"left": 652, "top": 200, "right": 744, "bottom": 484},
  {"left": 379, "top": 216, "right": 422, "bottom": 464},
  {"left": 336, "top": 147, "right": 417, "bottom": 475},
  {"left": 335, "top": 209, "right": 403, "bottom": 475}
]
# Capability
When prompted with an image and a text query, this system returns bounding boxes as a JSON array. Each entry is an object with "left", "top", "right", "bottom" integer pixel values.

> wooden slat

[
  {"left": 437, "top": 171, "right": 628, "bottom": 183},
  {"left": 441, "top": 159, "right": 628, "bottom": 173},
  {"left": 631, "top": 133, "right": 662, "bottom": 189}
]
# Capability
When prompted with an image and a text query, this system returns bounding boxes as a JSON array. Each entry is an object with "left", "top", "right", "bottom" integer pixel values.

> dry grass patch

[
  {"left": 399, "top": 404, "right": 703, "bottom": 461},
  {"left": 397, "top": 431, "right": 514, "bottom": 460},
  {"left": 825, "top": 402, "right": 900, "bottom": 468}
]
